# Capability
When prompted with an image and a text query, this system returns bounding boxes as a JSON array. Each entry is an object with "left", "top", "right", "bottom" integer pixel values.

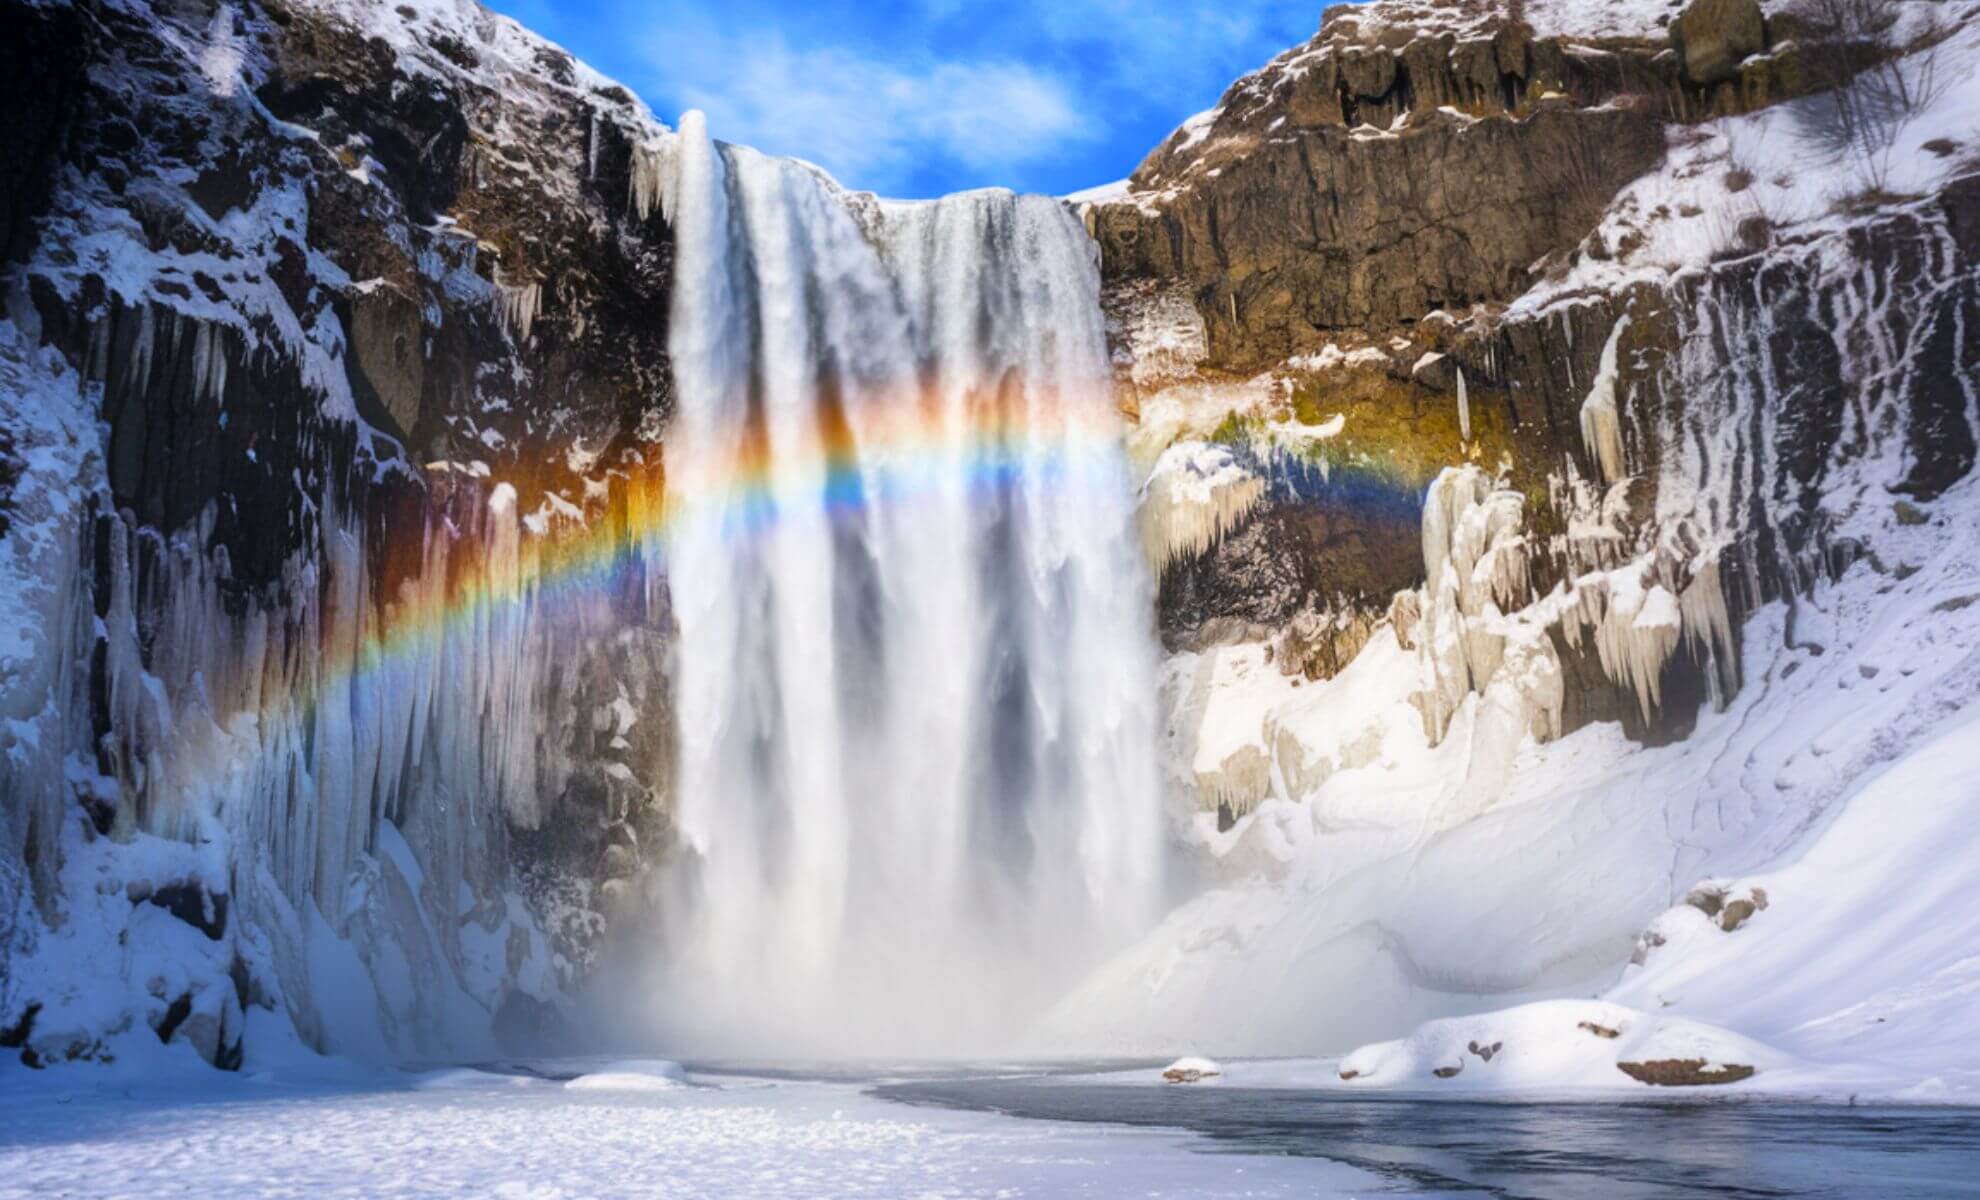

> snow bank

[
  {"left": 1516, "top": 18, "right": 1980, "bottom": 314},
  {"left": 1337, "top": 1000, "right": 1787, "bottom": 1093},
  {"left": 563, "top": 1059, "right": 691, "bottom": 1092}
]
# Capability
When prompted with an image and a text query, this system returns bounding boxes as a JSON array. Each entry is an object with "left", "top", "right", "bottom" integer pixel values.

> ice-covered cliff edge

[{"left": 0, "top": 0, "right": 677, "bottom": 1068}]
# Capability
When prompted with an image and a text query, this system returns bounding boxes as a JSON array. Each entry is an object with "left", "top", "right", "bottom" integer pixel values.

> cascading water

[{"left": 656, "top": 112, "right": 1167, "bottom": 1054}]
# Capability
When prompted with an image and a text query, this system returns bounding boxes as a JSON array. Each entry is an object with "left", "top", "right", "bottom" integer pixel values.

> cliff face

[
  {"left": 1087, "top": 0, "right": 1828, "bottom": 374},
  {"left": 0, "top": 0, "right": 675, "bottom": 1068},
  {"left": 1096, "top": 0, "right": 1980, "bottom": 761}
]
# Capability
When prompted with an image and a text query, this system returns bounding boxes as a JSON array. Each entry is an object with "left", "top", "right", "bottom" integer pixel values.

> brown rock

[
  {"left": 1684, "top": 886, "right": 1728, "bottom": 918},
  {"left": 1578, "top": 1021, "right": 1622, "bottom": 1040},
  {"left": 1617, "top": 1059, "right": 1756, "bottom": 1086},
  {"left": 1094, "top": 104, "right": 1665, "bottom": 371},
  {"left": 1674, "top": 0, "right": 1767, "bottom": 86},
  {"left": 1720, "top": 898, "right": 1758, "bottom": 932},
  {"left": 1433, "top": 1063, "right": 1464, "bottom": 1079}
]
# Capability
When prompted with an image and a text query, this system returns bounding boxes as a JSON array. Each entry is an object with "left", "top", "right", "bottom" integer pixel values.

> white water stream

[{"left": 657, "top": 113, "right": 1166, "bottom": 1054}]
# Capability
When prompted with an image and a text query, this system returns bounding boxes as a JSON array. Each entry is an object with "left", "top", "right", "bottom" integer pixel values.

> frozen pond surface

[
  {"left": 881, "top": 1074, "right": 1980, "bottom": 1199},
  {"left": 0, "top": 1058, "right": 1401, "bottom": 1199}
]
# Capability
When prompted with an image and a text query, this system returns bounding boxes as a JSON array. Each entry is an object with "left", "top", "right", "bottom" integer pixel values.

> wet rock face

[
  {"left": 0, "top": 1, "right": 85, "bottom": 264},
  {"left": 1157, "top": 466, "right": 1425, "bottom": 655}
]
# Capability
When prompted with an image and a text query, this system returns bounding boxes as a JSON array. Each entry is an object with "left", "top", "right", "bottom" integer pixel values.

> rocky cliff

[{"left": 1095, "top": 0, "right": 1978, "bottom": 777}]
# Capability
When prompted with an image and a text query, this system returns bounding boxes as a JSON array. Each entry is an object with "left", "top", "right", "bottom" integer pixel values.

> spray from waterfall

[{"left": 652, "top": 113, "right": 1167, "bottom": 1056}]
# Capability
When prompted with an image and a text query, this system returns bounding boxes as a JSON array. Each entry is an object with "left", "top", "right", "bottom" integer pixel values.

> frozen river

[
  {"left": 885, "top": 1072, "right": 1980, "bottom": 1199},
  {"left": 6, "top": 1058, "right": 1978, "bottom": 1198}
]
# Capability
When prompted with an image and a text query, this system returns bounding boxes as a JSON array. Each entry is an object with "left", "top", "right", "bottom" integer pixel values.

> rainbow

[
  {"left": 300, "top": 396, "right": 1141, "bottom": 745},
  {"left": 155, "top": 390, "right": 1436, "bottom": 835}
]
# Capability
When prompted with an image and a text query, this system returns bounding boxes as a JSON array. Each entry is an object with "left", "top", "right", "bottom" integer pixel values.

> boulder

[
  {"left": 1162, "top": 1056, "right": 1223, "bottom": 1084},
  {"left": 1674, "top": 0, "right": 1767, "bottom": 86},
  {"left": 1617, "top": 1059, "right": 1756, "bottom": 1086}
]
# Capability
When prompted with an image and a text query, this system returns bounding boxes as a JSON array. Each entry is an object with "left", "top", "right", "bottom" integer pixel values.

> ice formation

[
  {"left": 1409, "top": 463, "right": 1730, "bottom": 746},
  {"left": 495, "top": 279, "right": 543, "bottom": 344},
  {"left": 1578, "top": 316, "right": 1631, "bottom": 484},
  {"left": 1138, "top": 442, "right": 1268, "bottom": 575},
  {"left": 0, "top": 302, "right": 668, "bottom": 1064},
  {"left": 1409, "top": 466, "right": 1555, "bottom": 747},
  {"left": 627, "top": 137, "right": 675, "bottom": 223},
  {"left": 657, "top": 112, "right": 1165, "bottom": 1055},
  {"left": 1455, "top": 366, "right": 1471, "bottom": 443}
]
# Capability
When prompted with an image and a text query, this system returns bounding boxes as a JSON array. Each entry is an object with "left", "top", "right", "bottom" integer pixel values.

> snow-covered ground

[
  {"left": 1037, "top": 451, "right": 1980, "bottom": 1096},
  {"left": 0, "top": 1059, "right": 1394, "bottom": 1199},
  {"left": 1516, "top": 14, "right": 1980, "bottom": 313}
]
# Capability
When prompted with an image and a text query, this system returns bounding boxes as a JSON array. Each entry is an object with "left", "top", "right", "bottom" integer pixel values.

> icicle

[
  {"left": 1579, "top": 316, "right": 1631, "bottom": 484},
  {"left": 191, "top": 321, "right": 228, "bottom": 405},
  {"left": 1195, "top": 746, "right": 1274, "bottom": 819},
  {"left": 627, "top": 137, "right": 675, "bottom": 222},
  {"left": 129, "top": 304, "right": 157, "bottom": 401},
  {"left": 1680, "top": 550, "right": 1740, "bottom": 708},
  {"left": 1456, "top": 366, "right": 1471, "bottom": 443},
  {"left": 1420, "top": 465, "right": 1491, "bottom": 589},
  {"left": 495, "top": 279, "right": 543, "bottom": 343},
  {"left": 199, "top": 4, "right": 242, "bottom": 97}
]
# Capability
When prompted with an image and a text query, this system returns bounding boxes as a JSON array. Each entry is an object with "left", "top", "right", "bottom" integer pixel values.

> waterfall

[{"left": 656, "top": 112, "right": 1166, "bottom": 1055}]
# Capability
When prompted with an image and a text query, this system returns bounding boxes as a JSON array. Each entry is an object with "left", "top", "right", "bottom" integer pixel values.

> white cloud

[
  {"left": 612, "top": 0, "right": 1319, "bottom": 193},
  {"left": 643, "top": 27, "right": 1095, "bottom": 192}
]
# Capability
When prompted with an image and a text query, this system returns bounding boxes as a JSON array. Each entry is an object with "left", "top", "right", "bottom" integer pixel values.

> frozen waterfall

[{"left": 655, "top": 113, "right": 1167, "bottom": 1054}]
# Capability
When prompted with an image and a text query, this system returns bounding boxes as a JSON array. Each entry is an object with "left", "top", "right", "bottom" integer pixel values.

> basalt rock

[
  {"left": 0, "top": 1, "right": 87, "bottom": 265},
  {"left": 1089, "top": 1, "right": 1827, "bottom": 378},
  {"left": 1092, "top": 104, "right": 1665, "bottom": 373}
]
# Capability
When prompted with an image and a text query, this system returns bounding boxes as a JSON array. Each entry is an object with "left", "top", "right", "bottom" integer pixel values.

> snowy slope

[
  {"left": 1041, "top": 470, "right": 1980, "bottom": 1095},
  {"left": 1110, "top": 701, "right": 1980, "bottom": 1101}
]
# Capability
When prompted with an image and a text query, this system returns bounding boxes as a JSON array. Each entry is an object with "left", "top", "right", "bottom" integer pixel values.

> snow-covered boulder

[
  {"left": 1161, "top": 1056, "right": 1223, "bottom": 1084},
  {"left": 1337, "top": 1000, "right": 1784, "bottom": 1092}
]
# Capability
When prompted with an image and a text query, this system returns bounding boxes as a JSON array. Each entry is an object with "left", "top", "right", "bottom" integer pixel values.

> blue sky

[{"left": 486, "top": 0, "right": 1321, "bottom": 198}]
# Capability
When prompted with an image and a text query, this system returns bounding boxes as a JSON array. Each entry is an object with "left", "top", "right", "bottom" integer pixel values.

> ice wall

[
  {"left": 656, "top": 113, "right": 1166, "bottom": 1055},
  {"left": 0, "top": 306, "right": 668, "bottom": 1068}
]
